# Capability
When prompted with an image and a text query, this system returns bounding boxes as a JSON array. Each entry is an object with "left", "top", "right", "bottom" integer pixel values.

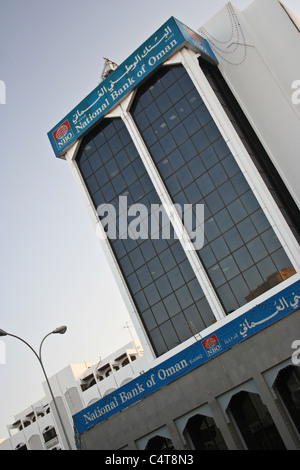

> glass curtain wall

[
  {"left": 131, "top": 65, "right": 295, "bottom": 314},
  {"left": 76, "top": 118, "right": 214, "bottom": 356}
]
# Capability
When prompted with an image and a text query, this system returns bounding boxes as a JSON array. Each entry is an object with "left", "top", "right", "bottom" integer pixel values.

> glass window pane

[
  {"left": 136, "top": 265, "right": 152, "bottom": 288},
  {"left": 218, "top": 180, "right": 238, "bottom": 205},
  {"left": 98, "top": 142, "right": 113, "bottom": 163},
  {"left": 233, "top": 246, "right": 254, "bottom": 271},
  {"left": 205, "top": 218, "right": 221, "bottom": 242},
  {"left": 171, "top": 123, "right": 188, "bottom": 146},
  {"left": 156, "top": 92, "right": 172, "bottom": 113},
  {"left": 251, "top": 209, "right": 270, "bottom": 234},
  {"left": 241, "top": 190, "right": 260, "bottom": 214},
  {"left": 188, "top": 155, "right": 206, "bottom": 178},
  {"left": 183, "top": 113, "right": 200, "bottom": 135},
  {"left": 119, "top": 256, "right": 134, "bottom": 277},
  {"left": 168, "top": 148, "right": 184, "bottom": 170},
  {"left": 134, "top": 111, "right": 150, "bottom": 132},
  {"left": 260, "top": 228, "right": 281, "bottom": 254},
  {"left": 231, "top": 172, "right": 250, "bottom": 195},
  {"left": 160, "top": 321, "right": 180, "bottom": 350},
  {"left": 184, "top": 304, "right": 206, "bottom": 332},
  {"left": 167, "top": 82, "right": 184, "bottom": 104},
  {"left": 160, "top": 133, "right": 177, "bottom": 154},
  {"left": 147, "top": 257, "right": 164, "bottom": 280},
  {"left": 217, "top": 284, "right": 239, "bottom": 313},
  {"left": 176, "top": 166, "right": 193, "bottom": 188},
  {"left": 209, "top": 163, "right": 227, "bottom": 186},
  {"left": 127, "top": 272, "right": 142, "bottom": 294},
  {"left": 229, "top": 275, "right": 250, "bottom": 306},
  {"left": 208, "top": 264, "right": 226, "bottom": 288},
  {"left": 192, "top": 129, "right": 210, "bottom": 154},
  {"left": 205, "top": 190, "right": 224, "bottom": 214},
  {"left": 157, "top": 158, "right": 173, "bottom": 179},
  {"left": 86, "top": 175, "right": 98, "bottom": 194},
  {"left": 150, "top": 328, "right": 168, "bottom": 356},
  {"left": 151, "top": 302, "right": 169, "bottom": 325},
  {"left": 172, "top": 313, "right": 192, "bottom": 342},
  {"left": 204, "top": 120, "right": 221, "bottom": 143},
  {"left": 220, "top": 255, "right": 239, "bottom": 281},
  {"left": 195, "top": 104, "right": 211, "bottom": 126},
  {"left": 152, "top": 117, "right": 169, "bottom": 139},
  {"left": 144, "top": 283, "right": 160, "bottom": 305},
  {"left": 210, "top": 237, "right": 230, "bottom": 261},
  {"left": 156, "top": 275, "right": 173, "bottom": 298},
  {"left": 247, "top": 237, "right": 268, "bottom": 263},
  {"left": 187, "top": 278, "right": 204, "bottom": 302},
  {"left": 215, "top": 208, "right": 234, "bottom": 233},
  {"left": 141, "top": 309, "right": 157, "bottom": 331},
  {"left": 197, "top": 173, "right": 214, "bottom": 197},
  {"left": 199, "top": 245, "right": 217, "bottom": 269},
  {"left": 134, "top": 291, "right": 149, "bottom": 312},
  {"left": 143, "top": 126, "right": 157, "bottom": 146},
  {"left": 163, "top": 293, "right": 181, "bottom": 317},
  {"left": 187, "top": 89, "right": 203, "bottom": 109},
  {"left": 271, "top": 248, "right": 295, "bottom": 273},
  {"left": 176, "top": 285, "right": 194, "bottom": 309},
  {"left": 129, "top": 247, "right": 145, "bottom": 269},
  {"left": 228, "top": 199, "right": 247, "bottom": 224},
  {"left": 243, "top": 265, "right": 264, "bottom": 291},
  {"left": 237, "top": 217, "right": 258, "bottom": 243},
  {"left": 256, "top": 256, "right": 276, "bottom": 280},
  {"left": 80, "top": 160, "right": 93, "bottom": 179},
  {"left": 222, "top": 154, "right": 239, "bottom": 176},
  {"left": 167, "top": 266, "right": 185, "bottom": 290}
]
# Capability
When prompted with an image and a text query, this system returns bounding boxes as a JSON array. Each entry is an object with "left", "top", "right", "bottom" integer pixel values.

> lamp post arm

[{"left": 6, "top": 333, "right": 41, "bottom": 364}]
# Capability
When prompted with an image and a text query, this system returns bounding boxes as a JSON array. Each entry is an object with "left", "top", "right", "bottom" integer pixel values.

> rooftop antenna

[{"left": 101, "top": 57, "right": 118, "bottom": 82}]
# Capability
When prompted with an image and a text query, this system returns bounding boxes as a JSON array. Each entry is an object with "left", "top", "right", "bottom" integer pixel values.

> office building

[{"left": 47, "top": 0, "right": 300, "bottom": 450}]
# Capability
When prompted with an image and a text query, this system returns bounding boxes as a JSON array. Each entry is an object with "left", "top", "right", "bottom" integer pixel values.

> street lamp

[{"left": 0, "top": 326, "right": 73, "bottom": 450}]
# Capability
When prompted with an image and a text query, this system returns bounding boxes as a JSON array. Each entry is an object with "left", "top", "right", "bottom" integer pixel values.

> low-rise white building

[{"left": 0, "top": 341, "right": 145, "bottom": 450}]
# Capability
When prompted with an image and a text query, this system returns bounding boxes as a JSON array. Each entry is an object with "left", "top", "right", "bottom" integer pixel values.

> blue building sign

[
  {"left": 48, "top": 17, "right": 218, "bottom": 158},
  {"left": 73, "top": 280, "right": 300, "bottom": 437}
]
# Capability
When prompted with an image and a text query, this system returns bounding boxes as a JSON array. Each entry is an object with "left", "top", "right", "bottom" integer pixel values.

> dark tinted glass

[
  {"left": 131, "top": 65, "right": 295, "bottom": 313},
  {"left": 76, "top": 118, "right": 214, "bottom": 356}
]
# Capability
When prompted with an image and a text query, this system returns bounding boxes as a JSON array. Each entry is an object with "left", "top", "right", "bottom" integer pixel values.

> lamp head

[
  {"left": 52, "top": 326, "right": 67, "bottom": 335},
  {"left": 0, "top": 329, "right": 8, "bottom": 337}
]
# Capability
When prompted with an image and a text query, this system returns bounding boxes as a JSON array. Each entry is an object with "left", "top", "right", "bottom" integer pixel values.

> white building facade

[{"left": 0, "top": 342, "right": 145, "bottom": 450}]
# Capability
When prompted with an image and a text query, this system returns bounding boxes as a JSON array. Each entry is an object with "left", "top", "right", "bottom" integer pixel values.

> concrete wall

[
  {"left": 201, "top": 0, "right": 300, "bottom": 207},
  {"left": 79, "top": 309, "right": 300, "bottom": 450}
]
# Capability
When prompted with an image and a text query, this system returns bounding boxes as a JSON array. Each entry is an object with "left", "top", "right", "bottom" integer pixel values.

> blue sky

[{"left": 0, "top": 0, "right": 299, "bottom": 441}]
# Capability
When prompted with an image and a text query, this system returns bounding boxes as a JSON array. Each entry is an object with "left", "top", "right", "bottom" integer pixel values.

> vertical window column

[
  {"left": 75, "top": 116, "right": 217, "bottom": 357},
  {"left": 121, "top": 100, "right": 226, "bottom": 322}
]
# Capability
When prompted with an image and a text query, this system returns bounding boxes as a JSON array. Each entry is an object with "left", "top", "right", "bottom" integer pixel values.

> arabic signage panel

[
  {"left": 48, "top": 17, "right": 218, "bottom": 158},
  {"left": 73, "top": 279, "right": 300, "bottom": 437}
]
